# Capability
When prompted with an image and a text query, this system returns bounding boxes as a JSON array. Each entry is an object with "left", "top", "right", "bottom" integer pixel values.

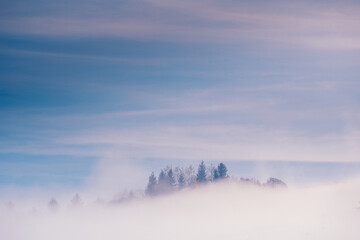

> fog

[{"left": 1, "top": 178, "right": 360, "bottom": 240}]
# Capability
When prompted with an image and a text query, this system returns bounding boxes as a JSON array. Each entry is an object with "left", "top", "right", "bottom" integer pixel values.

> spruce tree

[
  {"left": 213, "top": 168, "right": 220, "bottom": 181},
  {"left": 146, "top": 172, "right": 157, "bottom": 196},
  {"left": 48, "top": 198, "right": 59, "bottom": 212},
  {"left": 158, "top": 170, "right": 167, "bottom": 185},
  {"left": 178, "top": 172, "right": 186, "bottom": 189},
  {"left": 217, "top": 163, "right": 228, "bottom": 179},
  {"left": 167, "top": 168, "right": 175, "bottom": 187},
  {"left": 158, "top": 170, "right": 169, "bottom": 193},
  {"left": 71, "top": 193, "right": 83, "bottom": 206},
  {"left": 196, "top": 161, "right": 207, "bottom": 183}
]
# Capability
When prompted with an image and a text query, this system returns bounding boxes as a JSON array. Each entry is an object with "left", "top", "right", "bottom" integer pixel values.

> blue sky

[{"left": 0, "top": 0, "right": 359, "bottom": 193}]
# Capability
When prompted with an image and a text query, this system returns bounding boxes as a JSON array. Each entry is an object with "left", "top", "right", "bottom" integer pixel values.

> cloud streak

[
  {"left": 1, "top": 0, "right": 360, "bottom": 50},
  {"left": 53, "top": 125, "right": 359, "bottom": 163},
  {"left": 1, "top": 80, "right": 358, "bottom": 164}
]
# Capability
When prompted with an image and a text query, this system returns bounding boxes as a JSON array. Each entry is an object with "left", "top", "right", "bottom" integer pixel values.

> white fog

[{"left": 2, "top": 178, "right": 360, "bottom": 240}]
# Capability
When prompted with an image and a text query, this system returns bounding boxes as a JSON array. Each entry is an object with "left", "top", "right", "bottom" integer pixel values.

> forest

[{"left": 145, "top": 161, "right": 286, "bottom": 197}]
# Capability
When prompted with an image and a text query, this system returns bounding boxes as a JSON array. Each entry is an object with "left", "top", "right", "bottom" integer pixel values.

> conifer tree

[
  {"left": 213, "top": 168, "right": 220, "bottom": 181},
  {"left": 178, "top": 172, "right": 186, "bottom": 189},
  {"left": 48, "top": 198, "right": 59, "bottom": 212},
  {"left": 184, "top": 165, "right": 195, "bottom": 186},
  {"left": 71, "top": 193, "right": 83, "bottom": 207},
  {"left": 167, "top": 168, "right": 175, "bottom": 187},
  {"left": 158, "top": 169, "right": 170, "bottom": 193},
  {"left": 158, "top": 170, "right": 167, "bottom": 185},
  {"left": 196, "top": 161, "right": 207, "bottom": 183},
  {"left": 217, "top": 163, "right": 228, "bottom": 179},
  {"left": 146, "top": 172, "right": 157, "bottom": 196}
]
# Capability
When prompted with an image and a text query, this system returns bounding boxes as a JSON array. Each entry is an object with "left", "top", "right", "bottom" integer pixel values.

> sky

[{"left": 0, "top": 0, "right": 360, "bottom": 195}]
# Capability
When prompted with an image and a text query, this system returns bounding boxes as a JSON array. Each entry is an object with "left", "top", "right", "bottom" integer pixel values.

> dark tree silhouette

[
  {"left": 158, "top": 170, "right": 169, "bottom": 193},
  {"left": 144, "top": 161, "right": 286, "bottom": 196},
  {"left": 167, "top": 168, "right": 175, "bottom": 187},
  {"left": 48, "top": 198, "right": 59, "bottom": 212},
  {"left": 217, "top": 163, "right": 228, "bottom": 179},
  {"left": 265, "top": 178, "right": 287, "bottom": 188},
  {"left": 213, "top": 168, "right": 220, "bottom": 181},
  {"left": 71, "top": 193, "right": 83, "bottom": 206},
  {"left": 146, "top": 172, "right": 157, "bottom": 196},
  {"left": 158, "top": 170, "right": 167, "bottom": 185},
  {"left": 184, "top": 165, "right": 195, "bottom": 186},
  {"left": 178, "top": 173, "right": 186, "bottom": 189},
  {"left": 196, "top": 161, "right": 207, "bottom": 183}
]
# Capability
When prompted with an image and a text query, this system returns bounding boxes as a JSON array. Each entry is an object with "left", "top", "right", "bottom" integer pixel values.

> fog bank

[{"left": 1, "top": 179, "right": 360, "bottom": 240}]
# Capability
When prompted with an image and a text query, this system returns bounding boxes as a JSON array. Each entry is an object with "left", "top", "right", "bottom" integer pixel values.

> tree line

[
  {"left": 146, "top": 161, "right": 228, "bottom": 196},
  {"left": 4, "top": 162, "right": 286, "bottom": 211},
  {"left": 146, "top": 161, "right": 287, "bottom": 196}
]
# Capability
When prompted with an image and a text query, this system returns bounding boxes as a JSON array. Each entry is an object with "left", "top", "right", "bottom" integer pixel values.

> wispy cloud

[
  {"left": 51, "top": 125, "right": 359, "bottom": 163},
  {"left": 1, "top": 78, "right": 358, "bottom": 163},
  {"left": 0, "top": 48, "right": 171, "bottom": 66},
  {"left": 1, "top": 0, "right": 360, "bottom": 50}
]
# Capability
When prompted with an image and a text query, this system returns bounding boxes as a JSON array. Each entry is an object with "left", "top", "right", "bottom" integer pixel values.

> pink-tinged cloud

[{"left": 1, "top": 1, "right": 360, "bottom": 50}]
